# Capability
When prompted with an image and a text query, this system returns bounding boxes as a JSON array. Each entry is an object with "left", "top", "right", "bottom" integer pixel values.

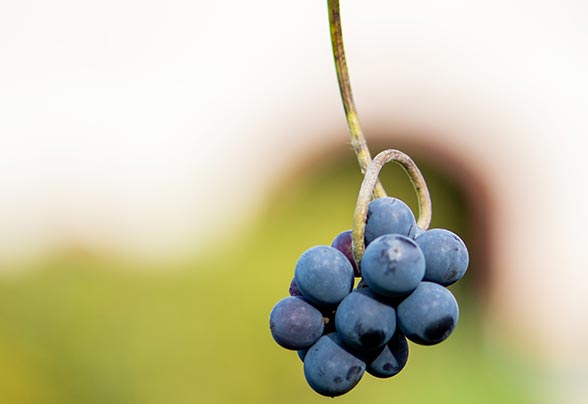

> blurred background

[{"left": 1, "top": 0, "right": 587, "bottom": 403}]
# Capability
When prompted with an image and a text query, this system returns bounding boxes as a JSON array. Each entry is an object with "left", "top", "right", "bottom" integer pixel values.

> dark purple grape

[
  {"left": 335, "top": 288, "right": 396, "bottom": 352},
  {"left": 294, "top": 246, "right": 354, "bottom": 307},
  {"left": 397, "top": 282, "right": 459, "bottom": 345},
  {"left": 365, "top": 197, "right": 416, "bottom": 245},
  {"left": 361, "top": 234, "right": 425, "bottom": 297},
  {"left": 289, "top": 277, "right": 302, "bottom": 296},
  {"left": 366, "top": 329, "right": 409, "bottom": 378},
  {"left": 304, "top": 333, "right": 366, "bottom": 397},
  {"left": 269, "top": 296, "right": 324, "bottom": 350},
  {"left": 415, "top": 228, "right": 469, "bottom": 286},
  {"left": 331, "top": 230, "right": 360, "bottom": 276}
]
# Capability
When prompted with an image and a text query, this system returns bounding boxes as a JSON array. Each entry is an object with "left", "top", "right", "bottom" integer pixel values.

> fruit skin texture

[
  {"left": 294, "top": 246, "right": 354, "bottom": 307},
  {"left": 397, "top": 282, "right": 459, "bottom": 346},
  {"left": 361, "top": 234, "right": 426, "bottom": 297},
  {"left": 367, "top": 329, "right": 409, "bottom": 378},
  {"left": 335, "top": 288, "right": 396, "bottom": 352},
  {"left": 269, "top": 296, "right": 324, "bottom": 350},
  {"left": 303, "top": 333, "right": 366, "bottom": 397},
  {"left": 365, "top": 197, "right": 416, "bottom": 245},
  {"left": 415, "top": 228, "right": 469, "bottom": 286},
  {"left": 331, "top": 230, "right": 360, "bottom": 276}
]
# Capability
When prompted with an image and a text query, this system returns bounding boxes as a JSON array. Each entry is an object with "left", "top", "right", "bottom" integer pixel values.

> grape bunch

[{"left": 269, "top": 196, "right": 469, "bottom": 397}]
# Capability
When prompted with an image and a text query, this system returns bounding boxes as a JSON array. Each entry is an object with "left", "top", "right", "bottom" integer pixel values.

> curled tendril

[
  {"left": 326, "top": 1, "right": 432, "bottom": 271},
  {"left": 351, "top": 149, "right": 432, "bottom": 270}
]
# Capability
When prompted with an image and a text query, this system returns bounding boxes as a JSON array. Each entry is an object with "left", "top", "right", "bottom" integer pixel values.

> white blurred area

[{"left": 1, "top": 1, "right": 587, "bottom": 402}]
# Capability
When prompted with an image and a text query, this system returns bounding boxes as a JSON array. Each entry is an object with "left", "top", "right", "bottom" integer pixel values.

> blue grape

[
  {"left": 335, "top": 288, "right": 396, "bottom": 351},
  {"left": 367, "top": 329, "right": 409, "bottom": 378},
  {"left": 269, "top": 296, "right": 324, "bottom": 350},
  {"left": 415, "top": 228, "right": 469, "bottom": 286},
  {"left": 304, "top": 333, "right": 366, "bottom": 397},
  {"left": 397, "top": 282, "right": 459, "bottom": 345},
  {"left": 365, "top": 197, "right": 416, "bottom": 244},
  {"left": 361, "top": 234, "right": 425, "bottom": 297},
  {"left": 331, "top": 229, "right": 360, "bottom": 276},
  {"left": 294, "top": 246, "right": 354, "bottom": 307}
]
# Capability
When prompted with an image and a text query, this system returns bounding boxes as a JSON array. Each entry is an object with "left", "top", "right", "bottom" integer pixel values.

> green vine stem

[
  {"left": 352, "top": 149, "right": 432, "bottom": 267},
  {"left": 328, "top": 0, "right": 386, "bottom": 198}
]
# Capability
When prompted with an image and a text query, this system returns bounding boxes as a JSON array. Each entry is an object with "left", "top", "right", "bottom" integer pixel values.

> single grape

[
  {"left": 294, "top": 246, "right": 354, "bottom": 307},
  {"left": 365, "top": 197, "right": 416, "bottom": 245},
  {"left": 397, "top": 282, "right": 459, "bottom": 345},
  {"left": 335, "top": 288, "right": 396, "bottom": 351},
  {"left": 361, "top": 234, "right": 425, "bottom": 297},
  {"left": 304, "top": 333, "right": 366, "bottom": 397},
  {"left": 366, "top": 329, "right": 409, "bottom": 378},
  {"left": 289, "top": 277, "right": 302, "bottom": 296},
  {"left": 331, "top": 230, "right": 360, "bottom": 276},
  {"left": 269, "top": 296, "right": 324, "bottom": 350},
  {"left": 415, "top": 228, "right": 469, "bottom": 286}
]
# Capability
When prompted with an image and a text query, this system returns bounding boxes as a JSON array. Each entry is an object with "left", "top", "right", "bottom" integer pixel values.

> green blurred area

[{"left": 0, "top": 155, "right": 535, "bottom": 404}]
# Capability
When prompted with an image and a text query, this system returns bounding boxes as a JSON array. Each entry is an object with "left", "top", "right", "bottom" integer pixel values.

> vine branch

[{"left": 327, "top": 0, "right": 386, "bottom": 198}]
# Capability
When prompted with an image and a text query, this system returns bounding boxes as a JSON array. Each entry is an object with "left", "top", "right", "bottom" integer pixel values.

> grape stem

[
  {"left": 352, "top": 150, "right": 432, "bottom": 268},
  {"left": 327, "top": 0, "right": 386, "bottom": 198},
  {"left": 327, "top": 1, "right": 433, "bottom": 269}
]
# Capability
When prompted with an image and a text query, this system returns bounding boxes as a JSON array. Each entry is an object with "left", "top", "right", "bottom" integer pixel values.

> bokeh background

[{"left": 1, "top": 1, "right": 587, "bottom": 403}]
